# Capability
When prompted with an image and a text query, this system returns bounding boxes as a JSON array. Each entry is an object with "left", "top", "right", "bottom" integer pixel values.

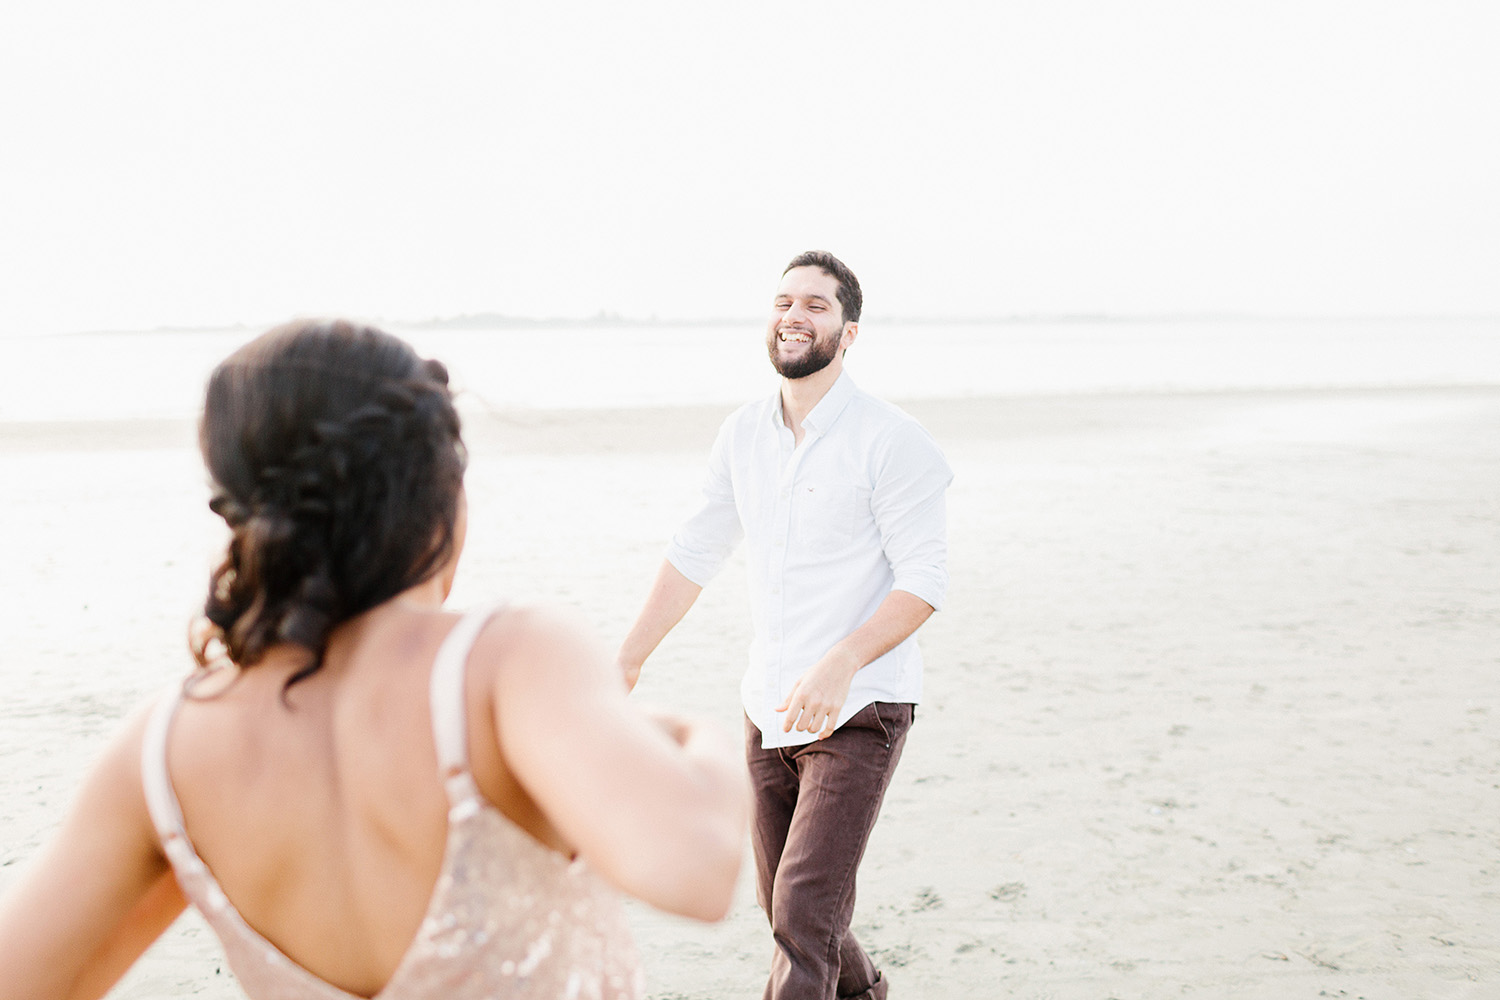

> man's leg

[
  {"left": 749, "top": 703, "right": 914, "bottom": 1000},
  {"left": 835, "top": 930, "right": 882, "bottom": 1000},
  {"left": 746, "top": 715, "right": 800, "bottom": 921}
]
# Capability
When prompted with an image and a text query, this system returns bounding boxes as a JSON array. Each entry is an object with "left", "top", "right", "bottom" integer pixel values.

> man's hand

[
  {"left": 776, "top": 647, "right": 861, "bottom": 740},
  {"left": 616, "top": 561, "right": 705, "bottom": 696},
  {"left": 774, "top": 591, "right": 935, "bottom": 739}
]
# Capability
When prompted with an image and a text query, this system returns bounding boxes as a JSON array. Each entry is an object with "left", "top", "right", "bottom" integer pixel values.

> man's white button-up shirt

[{"left": 666, "top": 373, "right": 952, "bottom": 748}]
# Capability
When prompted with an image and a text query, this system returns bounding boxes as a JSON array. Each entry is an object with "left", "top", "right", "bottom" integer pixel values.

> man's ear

[{"left": 841, "top": 322, "right": 859, "bottom": 353}]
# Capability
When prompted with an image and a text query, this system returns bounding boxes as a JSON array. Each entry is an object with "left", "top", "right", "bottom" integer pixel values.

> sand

[{"left": 2, "top": 386, "right": 1497, "bottom": 999}]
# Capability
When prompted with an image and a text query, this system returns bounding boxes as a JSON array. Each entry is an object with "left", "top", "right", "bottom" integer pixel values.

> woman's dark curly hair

[{"left": 194, "top": 319, "right": 466, "bottom": 690}]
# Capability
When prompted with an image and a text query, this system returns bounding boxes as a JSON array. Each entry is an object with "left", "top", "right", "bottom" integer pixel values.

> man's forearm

[
  {"left": 777, "top": 589, "right": 936, "bottom": 737},
  {"left": 829, "top": 589, "right": 934, "bottom": 674},
  {"left": 618, "top": 560, "right": 704, "bottom": 687}
]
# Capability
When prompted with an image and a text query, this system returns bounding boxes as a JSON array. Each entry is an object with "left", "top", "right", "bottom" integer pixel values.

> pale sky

[{"left": 2, "top": 0, "right": 1497, "bottom": 335}]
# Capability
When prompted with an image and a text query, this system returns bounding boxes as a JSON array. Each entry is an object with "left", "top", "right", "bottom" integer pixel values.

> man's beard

[{"left": 767, "top": 330, "right": 840, "bottom": 380}]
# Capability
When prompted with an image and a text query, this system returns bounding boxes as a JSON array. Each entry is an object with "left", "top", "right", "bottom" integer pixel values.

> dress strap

[
  {"left": 140, "top": 681, "right": 189, "bottom": 843},
  {"left": 429, "top": 603, "right": 507, "bottom": 803}
]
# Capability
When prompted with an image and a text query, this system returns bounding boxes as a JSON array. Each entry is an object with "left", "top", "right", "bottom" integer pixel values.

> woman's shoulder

[
  {"left": 469, "top": 602, "right": 612, "bottom": 686},
  {"left": 456, "top": 603, "right": 620, "bottom": 731}
]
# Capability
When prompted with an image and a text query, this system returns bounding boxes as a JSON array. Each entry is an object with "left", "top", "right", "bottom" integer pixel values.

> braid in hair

[{"left": 194, "top": 321, "right": 465, "bottom": 692}]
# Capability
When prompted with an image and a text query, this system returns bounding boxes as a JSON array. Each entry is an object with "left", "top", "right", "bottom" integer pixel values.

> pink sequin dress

[{"left": 141, "top": 605, "right": 644, "bottom": 1000}]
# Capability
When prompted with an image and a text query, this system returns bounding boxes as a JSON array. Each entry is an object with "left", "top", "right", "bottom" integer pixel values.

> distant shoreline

[
  {"left": 7, "top": 383, "right": 1500, "bottom": 457},
  {"left": 7, "top": 321, "right": 1499, "bottom": 425}
]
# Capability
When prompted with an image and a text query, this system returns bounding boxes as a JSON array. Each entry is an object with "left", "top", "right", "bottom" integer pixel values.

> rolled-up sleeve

[
  {"left": 872, "top": 421, "right": 953, "bottom": 611},
  {"left": 665, "top": 415, "right": 745, "bottom": 586}
]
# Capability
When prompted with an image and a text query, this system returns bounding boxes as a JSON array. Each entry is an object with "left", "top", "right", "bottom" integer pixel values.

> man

[{"left": 618, "top": 251, "right": 951, "bottom": 1000}]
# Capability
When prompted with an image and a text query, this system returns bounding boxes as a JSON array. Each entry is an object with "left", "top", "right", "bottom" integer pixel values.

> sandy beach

[{"left": 2, "top": 385, "right": 1497, "bottom": 999}]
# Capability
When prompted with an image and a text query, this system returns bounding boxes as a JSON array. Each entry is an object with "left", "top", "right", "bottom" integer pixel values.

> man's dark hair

[{"left": 784, "top": 250, "right": 862, "bottom": 324}]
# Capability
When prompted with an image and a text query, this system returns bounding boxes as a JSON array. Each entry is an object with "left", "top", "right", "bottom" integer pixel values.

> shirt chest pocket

[{"left": 793, "top": 482, "right": 872, "bottom": 556}]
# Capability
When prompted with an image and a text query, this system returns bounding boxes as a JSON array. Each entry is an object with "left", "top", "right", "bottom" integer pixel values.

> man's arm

[
  {"left": 776, "top": 589, "right": 934, "bottom": 739},
  {"left": 617, "top": 559, "right": 704, "bottom": 691},
  {"left": 621, "top": 410, "right": 744, "bottom": 690}
]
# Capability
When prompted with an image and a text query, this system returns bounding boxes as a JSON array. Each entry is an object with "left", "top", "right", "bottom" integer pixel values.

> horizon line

[{"left": 15, "top": 310, "right": 1500, "bottom": 338}]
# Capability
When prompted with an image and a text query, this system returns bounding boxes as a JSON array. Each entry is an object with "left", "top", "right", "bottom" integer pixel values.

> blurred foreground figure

[{"left": 0, "top": 319, "right": 747, "bottom": 1000}]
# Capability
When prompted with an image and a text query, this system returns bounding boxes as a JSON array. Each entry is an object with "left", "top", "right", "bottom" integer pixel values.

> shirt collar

[
  {"left": 770, "top": 370, "right": 858, "bottom": 434},
  {"left": 803, "top": 371, "right": 857, "bottom": 436}
]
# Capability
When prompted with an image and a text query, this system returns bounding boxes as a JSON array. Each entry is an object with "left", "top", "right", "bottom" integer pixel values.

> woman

[{"left": 0, "top": 320, "right": 748, "bottom": 999}]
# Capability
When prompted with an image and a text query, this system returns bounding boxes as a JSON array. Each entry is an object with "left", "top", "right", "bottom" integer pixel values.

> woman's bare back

[{"left": 164, "top": 604, "right": 565, "bottom": 995}]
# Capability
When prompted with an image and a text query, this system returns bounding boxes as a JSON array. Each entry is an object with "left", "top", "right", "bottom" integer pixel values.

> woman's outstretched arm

[
  {"left": 0, "top": 705, "right": 188, "bottom": 1000},
  {"left": 483, "top": 605, "right": 750, "bottom": 922}
]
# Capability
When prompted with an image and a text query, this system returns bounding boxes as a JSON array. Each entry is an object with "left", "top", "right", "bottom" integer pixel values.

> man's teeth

[{"left": 780, "top": 330, "right": 811, "bottom": 343}]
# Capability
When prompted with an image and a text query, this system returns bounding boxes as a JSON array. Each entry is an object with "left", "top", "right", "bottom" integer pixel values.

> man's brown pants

[{"left": 745, "top": 702, "right": 915, "bottom": 1000}]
